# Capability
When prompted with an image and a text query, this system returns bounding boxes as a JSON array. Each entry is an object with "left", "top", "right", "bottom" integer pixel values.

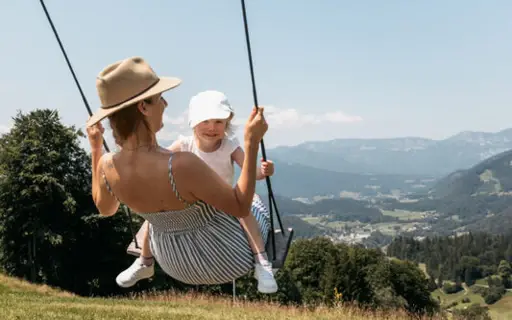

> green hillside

[
  {"left": 380, "top": 149, "right": 512, "bottom": 235},
  {"left": 260, "top": 194, "right": 397, "bottom": 226},
  {"left": 0, "top": 273, "right": 433, "bottom": 320},
  {"left": 430, "top": 149, "right": 512, "bottom": 199}
]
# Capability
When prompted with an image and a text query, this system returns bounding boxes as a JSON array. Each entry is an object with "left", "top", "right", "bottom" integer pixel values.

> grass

[
  {"left": 488, "top": 294, "right": 512, "bottom": 320},
  {"left": 417, "top": 263, "right": 428, "bottom": 278},
  {"left": 371, "top": 222, "right": 419, "bottom": 236},
  {"left": 431, "top": 288, "right": 485, "bottom": 307},
  {"left": 301, "top": 216, "right": 323, "bottom": 224},
  {"left": 478, "top": 169, "right": 502, "bottom": 194},
  {"left": 0, "top": 273, "right": 443, "bottom": 320},
  {"left": 301, "top": 214, "right": 417, "bottom": 238},
  {"left": 381, "top": 209, "right": 424, "bottom": 221},
  {"left": 431, "top": 284, "right": 512, "bottom": 319}
]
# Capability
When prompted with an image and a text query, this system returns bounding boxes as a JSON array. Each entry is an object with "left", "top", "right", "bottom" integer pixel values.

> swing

[{"left": 39, "top": 0, "right": 294, "bottom": 274}]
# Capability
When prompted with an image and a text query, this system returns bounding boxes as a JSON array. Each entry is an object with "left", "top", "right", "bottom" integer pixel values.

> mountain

[
  {"left": 235, "top": 160, "right": 436, "bottom": 199},
  {"left": 268, "top": 129, "right": 512, "bottom": 176},
  {"left": 429, "top": 148, "right": 512, "bottom": 199},
  {"left": 381, "top": 148, "right": 512, "bottom": 235}
]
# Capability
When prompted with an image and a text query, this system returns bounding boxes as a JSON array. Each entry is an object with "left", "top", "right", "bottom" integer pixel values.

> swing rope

[
  {"left": 239, "top": 0, "right": 286, "bottom": 259},
  {"left": 38, "top": 0, "right": 139, "bottom": 249}
]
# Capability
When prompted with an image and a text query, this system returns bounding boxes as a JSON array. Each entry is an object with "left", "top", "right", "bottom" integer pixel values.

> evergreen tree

[
  {"left": 0, "top": 109, "right": 139, "bottom": 296},
  {"left": 497, "top": 260, "right": 511, "bottom": 278}
]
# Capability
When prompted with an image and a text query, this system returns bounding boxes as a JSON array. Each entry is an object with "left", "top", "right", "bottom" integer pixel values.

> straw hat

[{"left": 86, "top": 56, "right": 181, "bottom": 127}]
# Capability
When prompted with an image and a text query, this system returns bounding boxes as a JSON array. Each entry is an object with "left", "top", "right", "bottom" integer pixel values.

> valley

[{"left": 253, "top": 130, "right": 512, "bottom": 249}]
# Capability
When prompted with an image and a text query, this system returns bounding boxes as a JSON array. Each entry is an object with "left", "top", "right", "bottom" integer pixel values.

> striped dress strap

[{"left": 168, "top": 153, "right": 194, "bottom": 208}]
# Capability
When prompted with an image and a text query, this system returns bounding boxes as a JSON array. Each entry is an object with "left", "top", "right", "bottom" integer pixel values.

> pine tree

[{"left": 0, "top": 109, "right": 136, "bottom": 296}]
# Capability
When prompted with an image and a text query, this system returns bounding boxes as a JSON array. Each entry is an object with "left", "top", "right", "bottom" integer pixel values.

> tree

[
  {"left": 427, "top": 273, "right": 438, "bottom": 292},
  {"left": 465, "top": 268, "right": 475, "bottom": 286},
  {"left": 497, "top": 260, "right": 511, "bottom": 278},
  {"left": 506, "top": 244, "right": 512, "bottom": 262},
  {"left": 0, "top": 109, "right": 141, "bottom": 296},
  {"left": 385, "top": 259, "right": 439, "bottom": 317},
  {"left": 285, "top": 237, "right": 338, "bottom": 305},
  {"left": 452, "top": 304, "right": 492, "bottom": 320}
]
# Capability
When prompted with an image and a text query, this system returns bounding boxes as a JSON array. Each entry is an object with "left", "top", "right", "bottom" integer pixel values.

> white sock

[{"left": 254, "top": 251, "right": 269, "bottom": 264}]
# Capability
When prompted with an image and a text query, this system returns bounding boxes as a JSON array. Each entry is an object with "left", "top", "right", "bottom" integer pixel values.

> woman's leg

[{"left": 116, "top": 221, "right": 155, "bottom": 288}]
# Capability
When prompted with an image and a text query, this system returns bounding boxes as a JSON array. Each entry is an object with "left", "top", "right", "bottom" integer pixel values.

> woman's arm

[
  {"left": 173, "top": 140, "right": 259, "bottom": 218},
  {"left": 91, "top": 149, "right": 120, "bottom": 217}
]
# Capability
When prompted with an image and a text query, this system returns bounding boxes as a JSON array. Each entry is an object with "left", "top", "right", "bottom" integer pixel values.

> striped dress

[{"left": 131, "top": 154, "right": 271, "bottom": 285}]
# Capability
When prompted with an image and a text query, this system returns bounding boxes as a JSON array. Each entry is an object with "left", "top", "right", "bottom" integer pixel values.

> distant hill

[
  {"left": 268, "top": 129, "right": 512, "bottom": 176},
  {"left": 244, "top": 160, "right": 436, "bottom": 199},
  {"left": 279, "top": 215, "right": 334, "bottom": 239},
  {"left": 260, "top": 193, "right": 397, "bottom": 227},
  {"left": 465, "top": 205, "right": 512, "bottom": 234},
  {"left": 381, "top": 149, "right": 512, "bottom": 235},
  {"left": 429, "top": 148, "right": 512, "bottom": 199}
]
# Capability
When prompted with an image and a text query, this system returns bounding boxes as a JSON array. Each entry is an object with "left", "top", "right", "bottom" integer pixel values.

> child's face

[{"left": 194, "top": 118, "right": 228, "bottom": 142}]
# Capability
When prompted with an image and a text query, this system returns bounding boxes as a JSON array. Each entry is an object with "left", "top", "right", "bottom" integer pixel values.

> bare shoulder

[
  {"left": 166, "top": 151, "right": 207, "bottom": 201},
  {"left": 103, "top": 152, "right": 115, "bottom": 166},
  {"left": 96, "top": 152, "right": 115, "bottom": 174},
  {"left": 169, "top": 150, "right": 201, "bottom": 172}
]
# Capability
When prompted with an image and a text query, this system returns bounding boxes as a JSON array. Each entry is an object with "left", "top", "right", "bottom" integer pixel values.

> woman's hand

[
  {"left": 87, "top": 121, "right": 105, "bottom": 151},
  {"left": 244, "top": 107, "right": 268, "bottom": 144}
]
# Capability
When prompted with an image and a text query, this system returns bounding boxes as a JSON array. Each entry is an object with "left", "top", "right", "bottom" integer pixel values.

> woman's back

[{"left": 101, "top": 147, "right": 192, "bottom": 214}]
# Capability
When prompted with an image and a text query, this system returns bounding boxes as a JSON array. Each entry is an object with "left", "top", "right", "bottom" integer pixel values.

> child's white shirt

[{"left": 177, "top": 135, "right": 240, "bottom": 186}]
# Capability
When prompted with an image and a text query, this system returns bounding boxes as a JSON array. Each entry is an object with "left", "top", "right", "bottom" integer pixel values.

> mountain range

[
  {"left": 268, "top": 128, "right": 512, "bottom": 176},
  {"left": 160, "top": 128, "right": 512, "bottom": 201},
  {"left": 233, "top": 128, "right": 512, "bottom": 238},
  {"left": 242, "top": 160, "right": 435, "bottom": 199}
]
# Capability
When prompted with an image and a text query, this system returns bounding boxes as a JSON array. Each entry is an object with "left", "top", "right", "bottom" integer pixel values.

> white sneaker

[
  {"left": 254, "top": 261, "right": 278, "bottom": 294},
  {"left": 116, "top": 257, "right": 154, "bottom": 288}
]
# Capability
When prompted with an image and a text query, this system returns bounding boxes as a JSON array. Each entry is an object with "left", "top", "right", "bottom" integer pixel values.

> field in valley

[{"left": 299, "top": 208, "right": 428, "bottom": 238}]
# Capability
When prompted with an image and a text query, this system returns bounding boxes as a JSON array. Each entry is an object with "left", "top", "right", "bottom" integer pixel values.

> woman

[{"left": 86, "top": 56, "right": 276, "bottom": 291}]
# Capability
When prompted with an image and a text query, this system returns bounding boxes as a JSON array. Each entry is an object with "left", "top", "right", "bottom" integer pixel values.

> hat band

[{"left": 103, "top": 78, "right": 161, "bottom": 109}]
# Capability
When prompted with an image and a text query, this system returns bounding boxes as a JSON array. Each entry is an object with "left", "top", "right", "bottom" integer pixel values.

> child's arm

[
  {"left": 167, "top": 140, "right": 182, "bottom": 153},
  {"left": 232, "top": 147, "right": 274, "bottom": 180}
]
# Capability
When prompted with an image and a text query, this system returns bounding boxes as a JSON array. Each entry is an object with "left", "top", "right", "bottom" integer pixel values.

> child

[{"left": 115, "top": 90, "right": 278, "bottom": 294}]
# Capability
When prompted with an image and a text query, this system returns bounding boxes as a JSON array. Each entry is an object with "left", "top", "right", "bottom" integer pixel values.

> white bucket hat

[{"left": 188, "top": 90, "right": 234, "bottom": 128}]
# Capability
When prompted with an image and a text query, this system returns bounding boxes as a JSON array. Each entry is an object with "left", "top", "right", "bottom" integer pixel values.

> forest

[{"left": 387, "top": 232, "right": 512, "bottom": 305}]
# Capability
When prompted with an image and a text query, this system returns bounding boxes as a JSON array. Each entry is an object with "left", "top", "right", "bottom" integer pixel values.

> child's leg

[
  {"left": 116, "top": 222, "right": 155, "bottom": 288},
  {"left": 239, "top": 197, "right": 278, "bottom": 294},
  {"left": 140, "top": 222, "right": 154, "bottom": 265},
  {"left": 239, "top": 214, "right": 266, "bottom": 255}
]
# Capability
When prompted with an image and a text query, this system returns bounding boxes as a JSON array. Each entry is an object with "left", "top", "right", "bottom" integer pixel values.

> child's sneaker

[
  {"left": 116, "top": 257, "right": 154, "bottom": 288},
  {"left": 253, "top": 260, "right": 278, "bottom": 294}
]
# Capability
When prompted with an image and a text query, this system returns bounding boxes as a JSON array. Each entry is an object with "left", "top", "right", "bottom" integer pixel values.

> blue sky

[{"left": 1, "top": 1, "right": 511, "bottom": 148}]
